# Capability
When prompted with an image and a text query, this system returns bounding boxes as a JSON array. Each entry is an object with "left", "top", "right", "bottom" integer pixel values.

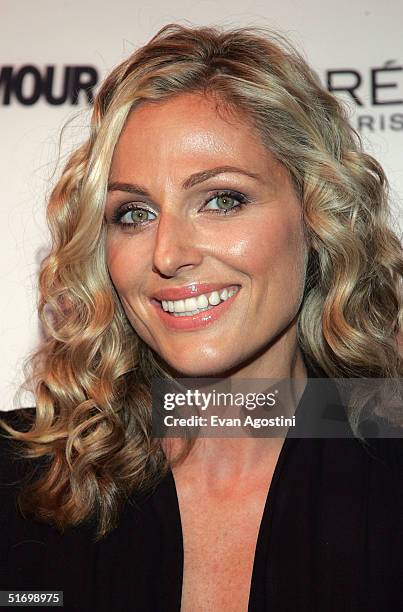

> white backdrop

[{"left": 1, "top": 0, "right": 402, "bottom": 410}]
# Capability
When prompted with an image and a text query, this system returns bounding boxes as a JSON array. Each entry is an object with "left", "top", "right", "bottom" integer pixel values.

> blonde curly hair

[{"left": 1, "top": 23, "right": 402, "bottom": 539}]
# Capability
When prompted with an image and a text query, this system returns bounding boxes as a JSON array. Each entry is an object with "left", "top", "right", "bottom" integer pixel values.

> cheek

[
  {"left": 222, "top": 213, "right": 307, "bottom": 281},
  {"left": 106, "top": 236, "right": 145, "bottom": 295}
]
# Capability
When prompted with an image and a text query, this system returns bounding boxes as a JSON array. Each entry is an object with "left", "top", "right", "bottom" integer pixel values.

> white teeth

[
  {"left": 172, "top": 305, "right": 213, "bottom": 317},
  {"left": 158, "top": 286, "right": 240, "bottom": 316},
  {"left": 208, "top": 291, "right": 221, "bottom": 306},
  {"left": 174, "top": 299, "right": 185, "bottom": 313},
  {"left": 184, "top": 297, "right": 198, "bottom": 311},
  {"left": 196, "top": 294, "right": 209, "bottom": 308}
]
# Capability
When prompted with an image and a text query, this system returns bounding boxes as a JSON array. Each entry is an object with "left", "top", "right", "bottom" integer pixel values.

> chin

[
  {"left": 165, "top": 361, "right": 226, "bottom": 378},
  {"left": 152, "top": 347, "right": 226, "bottom": 378},
  {"left": 161, "top": 351, "right": 245, "bottom": 379}
]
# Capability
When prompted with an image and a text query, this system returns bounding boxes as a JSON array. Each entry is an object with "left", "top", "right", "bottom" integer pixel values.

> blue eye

[
  {"left": 204, "top": 191, "right": 248, "bottom": 214},
  {"left": 110, "top": 189, "right": 249, "bottom": 229},
  {"left": 113, "top": 206, "right": 157, "bottom": 227}
]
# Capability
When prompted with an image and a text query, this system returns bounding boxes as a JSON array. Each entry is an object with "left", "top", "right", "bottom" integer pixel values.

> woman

[{"left": 1, "top": 23, "right": 402, "bottom": 612}]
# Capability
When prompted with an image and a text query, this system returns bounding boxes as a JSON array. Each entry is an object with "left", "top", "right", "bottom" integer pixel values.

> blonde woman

[{"left": 1, "top": 24, "right": 402, "bottom": 612}]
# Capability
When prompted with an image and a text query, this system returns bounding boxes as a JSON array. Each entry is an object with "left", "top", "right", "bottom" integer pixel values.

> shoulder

[
  {"left": 361, "top": 436, "right": 403, "bottom": 480},
  {"left": 0, "top": 408, "right": 39, "bottom": 492},
  {"left": 0, "top": 409, "right": 41, "bottom": 563},
  {"left": 0, "top": 407, "right": 36, "bottom": 432}
]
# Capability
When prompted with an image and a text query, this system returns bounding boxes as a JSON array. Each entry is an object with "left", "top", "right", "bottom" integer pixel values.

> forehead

[{"left": 109, "top": 92, "right": 278, "bottom": 181}]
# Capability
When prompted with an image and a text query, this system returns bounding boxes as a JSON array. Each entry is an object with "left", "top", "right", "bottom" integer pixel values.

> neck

[{"left": 163, "top": 323, "right": 308, "bottom": 485}]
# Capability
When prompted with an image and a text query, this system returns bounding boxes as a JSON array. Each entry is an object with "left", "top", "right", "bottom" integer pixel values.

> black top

[{"left": 0, "top": 369, "right": 402, "bottom": 612}]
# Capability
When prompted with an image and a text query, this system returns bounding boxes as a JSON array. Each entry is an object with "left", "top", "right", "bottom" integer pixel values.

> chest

[{"left": 174, "top": 476, "right": 274, "bottom": 612}]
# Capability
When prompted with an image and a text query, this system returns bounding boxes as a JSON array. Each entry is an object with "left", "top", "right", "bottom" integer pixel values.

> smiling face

[{"left": 105, "top": 92, "right": 309, "bottom": 378}]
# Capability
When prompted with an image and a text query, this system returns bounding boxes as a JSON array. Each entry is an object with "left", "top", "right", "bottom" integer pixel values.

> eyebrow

[{"left": 107, "top": 165, "right": 262, "bottom": 195}]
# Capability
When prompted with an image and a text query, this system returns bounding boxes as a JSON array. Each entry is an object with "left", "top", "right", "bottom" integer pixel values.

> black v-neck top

[{"left": 1, "top": 368, "right": 402, "bottom": 612}]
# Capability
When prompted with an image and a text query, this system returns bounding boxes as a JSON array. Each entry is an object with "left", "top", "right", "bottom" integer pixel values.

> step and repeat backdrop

[{"left": 1, "top": 0, "right": 402, "bottom": 409}]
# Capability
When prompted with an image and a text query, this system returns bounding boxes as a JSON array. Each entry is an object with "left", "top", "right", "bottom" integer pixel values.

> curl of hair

[{"left": 1, "top": 23, "right": 402, "bottom": 539}]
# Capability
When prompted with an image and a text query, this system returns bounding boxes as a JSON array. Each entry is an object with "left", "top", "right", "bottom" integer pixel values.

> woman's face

[{"left": 105, "top": 92, "right": 308, "bottom": 377}]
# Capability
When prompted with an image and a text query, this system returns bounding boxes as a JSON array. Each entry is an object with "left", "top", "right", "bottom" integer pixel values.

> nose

[{"left": 152, "top": 211, "right": 203, "bottom": 277}]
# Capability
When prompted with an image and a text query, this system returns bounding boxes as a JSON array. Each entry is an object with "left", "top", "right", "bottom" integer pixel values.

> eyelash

[{"left": 110, "top": 190, "right": 250, "bottom": 229}]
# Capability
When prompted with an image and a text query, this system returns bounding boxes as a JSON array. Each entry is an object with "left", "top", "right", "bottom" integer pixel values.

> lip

[
  {"left": 151, "top": 283, "right": 240, "bottom": 301},
  {"left": 150, "top": 288, "right": 240, "bottom": 331}
]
